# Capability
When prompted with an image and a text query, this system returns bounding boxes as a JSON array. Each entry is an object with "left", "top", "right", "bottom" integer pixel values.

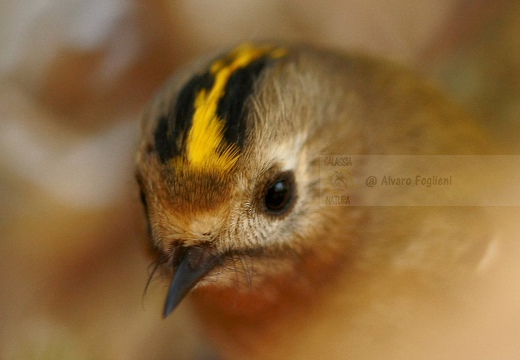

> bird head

[{"left": 135, "top": 43, "right": 350, "bottom": 317}]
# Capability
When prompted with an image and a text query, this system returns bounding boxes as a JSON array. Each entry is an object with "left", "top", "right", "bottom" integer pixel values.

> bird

[{"left": 134, "top": 42, "right": 512, "bottom": 359}]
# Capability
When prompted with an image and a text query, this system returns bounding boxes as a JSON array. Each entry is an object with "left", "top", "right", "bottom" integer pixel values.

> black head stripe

[
  {"left": 155, "top": 72, "right": 215, "bottom": 163},
  {"left": 218, "top": 57, "right": 268, "bottom": 151},
  {"left": 153, "top": 115, "right": 173, "bottom": 163}
]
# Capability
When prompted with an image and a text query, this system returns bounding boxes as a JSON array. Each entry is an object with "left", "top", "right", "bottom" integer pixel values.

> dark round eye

[{"left": 263, "top": 171, "right": 296, "bottom": 215}]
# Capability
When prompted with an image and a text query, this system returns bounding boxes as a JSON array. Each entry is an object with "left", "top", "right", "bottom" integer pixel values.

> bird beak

[{"left": 163, "top": 245, "right": 223, "bottom": 318}]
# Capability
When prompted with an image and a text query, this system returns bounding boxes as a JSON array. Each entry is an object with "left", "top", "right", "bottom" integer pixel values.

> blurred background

[{"left": 0, "top": 0, "right": 519, "bottom": 359}]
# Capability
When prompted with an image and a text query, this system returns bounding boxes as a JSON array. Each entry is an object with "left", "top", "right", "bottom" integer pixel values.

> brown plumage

[{"left": 135, "top": 42, "right": 516, "bottom": 359}]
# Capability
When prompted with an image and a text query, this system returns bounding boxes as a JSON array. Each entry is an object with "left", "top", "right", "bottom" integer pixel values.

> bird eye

[{"left": 263, "top": 171, "right": 296, "bottom": 215}]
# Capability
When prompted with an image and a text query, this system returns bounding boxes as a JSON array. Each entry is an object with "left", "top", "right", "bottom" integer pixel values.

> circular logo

[{"left": 329, "top": 170, "right": 352, "bottom": 191}]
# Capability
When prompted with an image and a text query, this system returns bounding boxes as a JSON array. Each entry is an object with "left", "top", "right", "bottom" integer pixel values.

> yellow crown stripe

[{"left": 185, "top": 44, "right": 286, "bottom": 172}]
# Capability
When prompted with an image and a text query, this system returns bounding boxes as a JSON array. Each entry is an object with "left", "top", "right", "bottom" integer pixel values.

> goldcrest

[{"left": 135, "top": 42, "right": 497, "bottom": 359}]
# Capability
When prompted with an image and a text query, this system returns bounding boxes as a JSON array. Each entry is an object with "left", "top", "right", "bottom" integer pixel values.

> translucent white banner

[{"left": 319, "top": 156, "right": 520, "bottom": 206}]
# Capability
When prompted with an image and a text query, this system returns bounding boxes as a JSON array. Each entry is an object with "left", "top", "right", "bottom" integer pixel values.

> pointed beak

[{"left": 163, "top": 245, "right": 223, "bottom": 318}]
